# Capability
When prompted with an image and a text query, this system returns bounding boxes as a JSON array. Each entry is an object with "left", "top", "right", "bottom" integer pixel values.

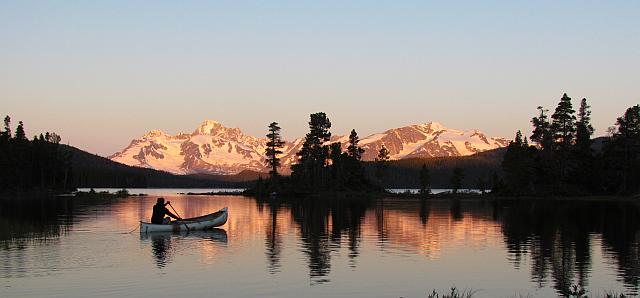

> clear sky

[{"left": 2, "top": 1, "right": 639, "bottom": 156}]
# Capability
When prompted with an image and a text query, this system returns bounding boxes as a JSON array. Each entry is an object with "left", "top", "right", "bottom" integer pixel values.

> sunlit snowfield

[{"left": 2, "top": 193, "right": 639, "bottom": 297}]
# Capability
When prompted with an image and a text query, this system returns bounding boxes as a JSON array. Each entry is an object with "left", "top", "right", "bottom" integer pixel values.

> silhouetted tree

[
  {"left": 291, "top": 112, "right": 332, "bottom": 191},
  {"left": 14, "top": 121, "right": 27, "bottom": 141},
  {"left": 265, "top": 122, "right": 285, "bottom": 179},
  {"left": 1, "top": 116, "right": 10, "bottom": 141},
  {"left": 328, "top": 142, "right": 344, "bottom": 188},
  {"left": 419, "top": 163, "right": 431, "bottom": 194},
  {"left": 502, "top": 130, "right": 535, "bottom": 194},
  {"left": 617, "top": 105, "right": 640, "bottom": 139},
  {"left": 347, "top": 129, "right": 365, "bottom": 161},
  {"left": 374, "top": 145, "right": 390, "bottom": 183},
  {"left": 530, "top": 104, "right": 560, "bottom": 193},
  {"left": 0, "top": 116, "right": 73, "bottom": 192},
  {"left": 572, "top": 98, "right": 595, "bottom": 191},
  {"left": 551, "top": 93, "right": 577, "bottom": 149},
  {"left": 575, "top": 98, "right": 594, "bottom": 152},
  {"left": 451, "top": 167, "right": 464, "bottom": 194},
  {"left": 531, "top": 106, "right": 553, "bottom": 151},
  {"left": 603, "top": 105, "right": 640, "bottom": 194}
]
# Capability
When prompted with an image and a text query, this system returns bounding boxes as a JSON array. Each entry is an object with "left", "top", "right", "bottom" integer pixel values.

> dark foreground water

[{"left": 1, "top": 194, "right": 640, "bottom": 297}]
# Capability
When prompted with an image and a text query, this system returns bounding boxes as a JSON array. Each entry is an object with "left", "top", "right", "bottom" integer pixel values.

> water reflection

[
  {"left": 258, "top": 197, "right": 372, "bottom": 284},
  {"left": 0, "top": 196, "right": 74, "bottom": 242},
  {"left": 2, "top": 195, "right": 640, "bottom": 297},
  {"left": 258, "top": 196, "right": 640, "bottom": 294},
  {"left": 497, "top": 199, "right": 640, "bottom": 295},
  {"left": 140, "top": 229, "right": 228, "bottom": 269}
]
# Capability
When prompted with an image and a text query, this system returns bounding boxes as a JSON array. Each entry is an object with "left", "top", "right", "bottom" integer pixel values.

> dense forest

[
  {"left": 500, "top": 95, "right": 640, "bottom": 196},
  {"left": 364, "top": 148, "right": 506, "bottom": 190},
  {"left": 0, "top": 116, "right": 72, "bottom": 193},
  {"left": 0, "top": 115, "right": 260, "bottom": 195}
]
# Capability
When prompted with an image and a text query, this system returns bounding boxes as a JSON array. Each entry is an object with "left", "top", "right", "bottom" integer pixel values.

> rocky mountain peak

[{"left": 142, "top": 129, "right": 167, "bottom": 139}]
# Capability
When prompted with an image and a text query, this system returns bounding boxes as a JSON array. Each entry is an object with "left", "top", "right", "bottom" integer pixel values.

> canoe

[{"left": 140, "top": 207, "right": 228, "bottom": 233}]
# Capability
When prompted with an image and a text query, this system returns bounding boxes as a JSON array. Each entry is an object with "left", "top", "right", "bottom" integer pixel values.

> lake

[{"left": 1, "top": 192, "right": 639, "bottom": 297}]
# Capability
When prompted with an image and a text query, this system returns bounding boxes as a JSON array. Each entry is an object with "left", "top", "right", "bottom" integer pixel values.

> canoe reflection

[{"left": 140, "top": 228, "right": 228, "bottom": 268}]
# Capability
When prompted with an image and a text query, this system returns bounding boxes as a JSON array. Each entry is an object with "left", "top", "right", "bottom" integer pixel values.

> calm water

[{"left": 1, "top": 194, "right": 639, "bottom": 297}]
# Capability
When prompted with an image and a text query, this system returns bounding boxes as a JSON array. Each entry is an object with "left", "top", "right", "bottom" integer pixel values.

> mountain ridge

[{"left": 109, "top": 120, "right": 510, "bottom": 175}]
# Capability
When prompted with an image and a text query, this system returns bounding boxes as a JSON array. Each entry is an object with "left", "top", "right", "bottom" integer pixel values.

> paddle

[{"left": 168, "top": 202, "right": 191, "bottom": 232}]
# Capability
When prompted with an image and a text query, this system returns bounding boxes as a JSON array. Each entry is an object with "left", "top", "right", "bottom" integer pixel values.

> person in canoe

[{"left": 151, "top": 197, "right": 182, "bottom": 224}]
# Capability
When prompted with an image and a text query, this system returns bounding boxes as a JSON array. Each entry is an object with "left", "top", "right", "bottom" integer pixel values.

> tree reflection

[
  {"left": 497, "top": 199, "right": 640, "bottom": 295},
  {"left": 276, "top": 197, "right": 371, "bottom": 284},
  {"left": 265, "top": 201, "right": 282, "bottom": 274}
]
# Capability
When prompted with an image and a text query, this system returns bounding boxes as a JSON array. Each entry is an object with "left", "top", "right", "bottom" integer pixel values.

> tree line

[
  {"left": 500, "top": 94, "right": 640, "bottom": 195},
  {"left": 0, "top": 116, "right": 73, "bottom": 193}
]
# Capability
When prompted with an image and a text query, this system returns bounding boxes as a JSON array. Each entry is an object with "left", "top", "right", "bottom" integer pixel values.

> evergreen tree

[
  {"left": 450, "top": 167, "right": 464, "bottom": 194},
  {"left": 291, "top": 112, "right": 332, "bottom": 190},
  {"left": 571, "top": 98, "right": 595, "bottom": 191},
  {"left": 1, "top": 115, "right": 10, "bottom": 141},
  {"left": 575, "top": 98, "right": 594, "bottom": 151},
  {"left": 14, "top": 121, "right": 27, "bottom": 141},
  {"left": 551, "top": 93, "right": 577, "bottom": 149},
  {"left": 608, "top": 105, "right": 640, "bottom": 193},
  {"left": 376, "top": 145, "right": 390, "bottom": 162},
  {"left": 265, "top": 122, "right": 285, "bottom": 178},
  {"left": 531, "top": 106, "right": 553, "bottom": 151},
  {"left": 374, "top": 145, "right": 390, "bottom": 183},
  {"left": 347, "top": 129, "right": 365, "bottom": 160},
  {"left": 328, "top": 142, "right": 344, "bottom": 187},
  {"left": 419, "top": 163, "right": 431, "bottom": 194},
  {"left": 616, "top": 104, "right": 640, "bottom": 139},
  {"left": 502, "top": 130, "right": 535, "bottom": 194}
]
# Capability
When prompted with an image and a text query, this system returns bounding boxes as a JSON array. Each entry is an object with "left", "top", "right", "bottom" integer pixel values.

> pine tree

[
  {"left": 602, "top": 105, "right": 640, "bottom": 194},
  {"left": 376, "top": 145, "right": 390, "bottom": 162},
  {"left": 575, "top": 98, "right": 594, "bottom": 151},
  {"left": 551, "top": 93, "right": 577, "bottom": 149},
  {"left": 616, "top": 104, "right": 640, "bottom": 139},
  {"left": 571, "top": 98, "right": 595, "bottom": 191},
  {"left": 531, "top": 106, "right": 553, "bottom": 151},
  {"left": 328, "top": 142, "right": 346, "bottom": 189},
  {"left": 502, "top": 130, "right": 535, "bottom": 194},
  {"left": 347, "top": 129, "right": 365, "bottom": 161},
  {"left": 615, "top": 105, "right": 640, "bottom": 193},
  {"left": 451, "top": 167, "right": 464, "bottom": 194},
  {"left": 265, "top": 122, "right": 285, "bottom": 178},
  {"left": 14, "top": 121, "right": 27, "bottom": 141},
  {"left": 374, "top": 145, "right": 390, "bottom": 182},
  {"left": 1, "top": 116, "right": 11, "bottom": 141},
  {"left": 419, "top": 163, "right": 431, "bottom": 194},
  {"left": 291, "top": 112, "right": 332, "bottom": 190}
]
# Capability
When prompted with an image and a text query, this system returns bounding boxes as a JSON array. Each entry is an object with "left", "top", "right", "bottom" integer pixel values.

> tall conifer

[
  {"left": 551, "top": 93, "right": 577, "bottom": 149},
  {"left": 575, "top": 98, "right": 594, "bottom": 150},
  {"left": 265, "top": 122, "right": 285, "bottom": 178},
  {"left": 347, "top": 129, "right": 364, "bottom": 161}
]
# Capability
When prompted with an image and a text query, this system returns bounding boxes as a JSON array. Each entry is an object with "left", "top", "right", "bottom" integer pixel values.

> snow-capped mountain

[{"left": 109, "top": 120, "right": 509, "bottom": 175}]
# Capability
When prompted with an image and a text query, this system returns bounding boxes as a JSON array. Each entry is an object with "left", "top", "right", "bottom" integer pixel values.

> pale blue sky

[{"left": 2, "top": 1, "right": 639, "bottom": 156}]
